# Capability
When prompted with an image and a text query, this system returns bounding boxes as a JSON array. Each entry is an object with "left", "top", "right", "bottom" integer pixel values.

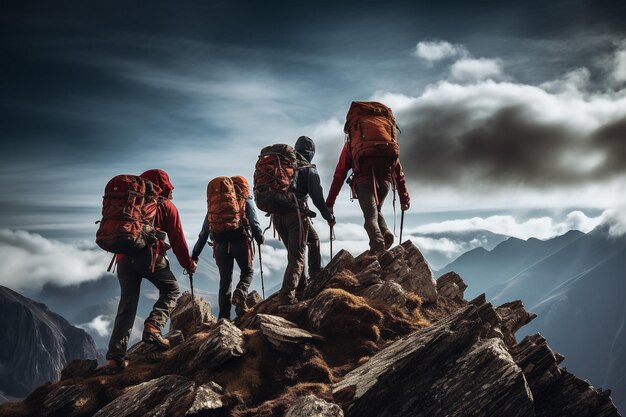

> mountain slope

[
  {"left": 438, "top": 230, "right": 585, "bottom": 298},
  {"left": 0, "top": 286, "right": 100, "bottom": 399}
]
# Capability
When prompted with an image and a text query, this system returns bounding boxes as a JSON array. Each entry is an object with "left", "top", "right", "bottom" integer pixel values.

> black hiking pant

[
  {"left": 107, "top": 251, "right": 180, "bottom": 362},
  {"left": 356, "top": 179, "right": 392, "bottom": 253},
  {"left": 214, "top": 237, "right": 254, "bottom": 319},
  {"left": 306, "top": 221, "right": 322, "bottom": 279},
  {"left": 275, "top": 213, "right": 309, "bottom": 303}
]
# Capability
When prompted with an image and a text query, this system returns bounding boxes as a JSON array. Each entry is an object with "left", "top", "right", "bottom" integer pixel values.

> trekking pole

[
  {"left": 330, "top": 224, "right": 334, "bottom": 260},
  {"left": 399, "top": 210, "right": 405, "bottom": 245},
  {"left": 188, "top": 270, "right": 197, "bottom": 328},
  {"left": 258, "top": 242, "right": 265, "bottom": 299}
]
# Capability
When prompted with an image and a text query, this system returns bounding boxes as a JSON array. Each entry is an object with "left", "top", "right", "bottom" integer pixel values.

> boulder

[
  {"left": 170, "top": 291, "right": 217, "bottom": 338},
  {"left": 436, "top": 271, "right": 467, "bottom": 301},
  {"left": 304, "top": 250, "right": 355, "bottom": 299},
  {"left": 60, "top": 359, "right": 98, "bottom": 380},
  {"left": 333, "top": 305, "right": 534, "bottom": 417},
  {"left": 285, "top": 395, "right": 344, "bottom": 417},
  {"left": 360, "top": 281, "right": 407, "bottom": 308},
  {"left": 246, "top": 291, "right": 263, "bottom": 309},
  {"left": 495, "top": 300, "right": 537, "bottom": 347},
  {"left": 126, "top": 330, "right": 185, "bottom": 363},
  {"left": 42, "top": 383, "right": 103, "bottom": 417},
  {"left": 185, "top": 382, "right": 225, "bottom": 416},
  {"left": 194, "top": 319, "right": 245, "bottom": 369}
]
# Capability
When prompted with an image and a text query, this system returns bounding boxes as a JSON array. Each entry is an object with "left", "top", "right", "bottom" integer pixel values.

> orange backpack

[
  {"left": 231, "top": 175, "right": 250, "bottom": 220},
  {"left": 95, "top": 175, "right": 160, "bottom": 254},
  {"left": 207, "top": 176, "right": 242, "bottom": 234},
  {"left": 344, "top": 101, "right": 400, "bottom": 173}
]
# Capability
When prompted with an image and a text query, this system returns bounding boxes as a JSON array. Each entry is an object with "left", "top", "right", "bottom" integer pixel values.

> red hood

[{"left": 140, "top": 169, "right": 174, "bottom": 199}]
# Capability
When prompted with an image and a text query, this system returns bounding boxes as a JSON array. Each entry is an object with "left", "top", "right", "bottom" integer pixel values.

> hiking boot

[
  {"left": 384, "top": 231, "right": 395, "bottom": 249},
  {"left": 100, "top": 358, "right": 127, "bottom": 375},
  {"left": 231, "top": 290, "right": 248, "bottom": 317},
  {"left": 142, "top": 323, "right": 170, "bottom": 350}
]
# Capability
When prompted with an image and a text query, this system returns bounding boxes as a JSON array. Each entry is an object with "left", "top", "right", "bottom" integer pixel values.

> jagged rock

[
  {"left": 436, "top": 271, "right": 467, "bottom": 301},
  {"left": 325, "top": 270, "right": 361, "bottom": 293},
  {"left": 360, "top": 281, "right": 407, "bottom": 308},
  {"left": 126, "top": 330, "right": 185, "bottom": 363},
  {"left": 60, "top": 359, "right": 98, "bottom": 380},
  {"left": 42, "top": 383, "right": 102, "bottom": 417},
  {"left": 512, "top": 334, "right": 619, "bottom": 417},
  {"left": 285, "top": 395, "right": 344, "bottom": 417},
  {"left": 308, "top": 289, "right": 382, "bottom": 341},
  {"left": 185, "top": 382, "right": 225, "bottom": 416},
  {"left": 170, "top": 291, "right": 217, "bottom": 338},
  {"left": 0, "top": 286, "right": 99, "bottom": 398},
  {"left": 255, "top": 313, "right": 299, "bottom": 328},
  {"left": 496, "top": 300, "right": 537, "bottom": 347},
  {"left": 194, "top": 319, "right": 245, "bottom": 368},
  {"left": 352, "top": 259, "right": 383, "bottom": 287},
  {"left": 304, "top": 250, "right": 355, "bottom": 299},
  {"left": 246, "top": 291, "right": 263, "bottom": 309},
  {"left": 95, "top": 376, "right": 178, "bottom": 417},
  {"left": 333, "top": 304, "right": 534, "bottom": 417}
]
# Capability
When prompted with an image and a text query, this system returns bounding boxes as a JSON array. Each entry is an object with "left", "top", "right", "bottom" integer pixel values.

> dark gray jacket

[{"left": 294, "top": 136, "right": 333, "bottom": 222}]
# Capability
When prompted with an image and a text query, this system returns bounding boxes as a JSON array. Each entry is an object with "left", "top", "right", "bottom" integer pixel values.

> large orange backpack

[
  {"left": 253, "top": 144, "right": 308, "bottom": 214},
  {"left": 207, "top": 176, "right": 242, "bottom": 234},
  {"left": 344, "top": 101, "right": 400, "bottom": 174},
  {"left": 231, "top": 175, "right": 250, "bottom": 219},
  {"left": 95, "top": 175, "right": 160, "bottom": 254}
]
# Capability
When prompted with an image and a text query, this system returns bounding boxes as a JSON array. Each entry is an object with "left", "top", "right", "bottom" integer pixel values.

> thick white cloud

[
  {"left": 0, "top": 229, "right": 112, "bottom": 292},
  {"left": 410, "top": 210, "right": 605, "bottom": 240},
  {"left": 610, "top": 43, "right": 626, "bottom": 85},
  {"left": 450, "top": 58, "right": 504, "bottom": 82},
  {"left": 414, "top": 40, "right": 467, "bottom": 63},
  {"left": 77, "top": 314, "right": 112, "bottom": 337}
]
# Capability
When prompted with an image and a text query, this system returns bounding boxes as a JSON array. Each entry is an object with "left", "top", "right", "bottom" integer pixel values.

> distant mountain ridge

[
  {"left": 0, "top": 286, "right": 100, "bottom": 400},
  {"left": 438, "top": 227, "right": 626, "bottom": 412}
]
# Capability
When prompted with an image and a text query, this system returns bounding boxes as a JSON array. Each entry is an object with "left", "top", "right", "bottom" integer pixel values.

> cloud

[
  {"left": 450, "top": 58, "right": 504, "bottom": 82},
  {"left": 414, "top": 40, "right": 467, "bottom": 63},
  {"left": 411, "top": 210, "right": 604, "bottom": 240},
  {"left": 77, "top": 314, "right": 112, "bottom": 337},
  {"left": 0, "top": 229, "right": 111, "bottom": 292},
  {"left": 610, "top": 42, "right": 626, "bottom": 85},
  {"left": 599, "top": 208, "right": 626, "bottom": 237}
]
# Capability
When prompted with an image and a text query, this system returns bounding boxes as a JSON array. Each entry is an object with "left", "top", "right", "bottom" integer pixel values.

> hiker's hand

[
  {"left": 189, "top": 260, "right": 198, "bottom": 273},
  {"left": 327, "top": 216, "right": 336, "bottom": 227},
  {"left": 255, "top": 235, "right": 265, "bottom": 245},
  {"left": 401, "top": 202, "right": 410, "bottom": 211},
  {"left": 327, "top": 205, "right": 334, "bottom": 215}
]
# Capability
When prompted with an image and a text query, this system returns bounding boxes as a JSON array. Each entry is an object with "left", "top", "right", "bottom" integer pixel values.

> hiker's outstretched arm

[
  {"left": 162, "top": 201, "right": 193, "bottom": 270},
  {"left": 192, "top": 214, "right": 210, "bottom": 261},
  {"left": 245, "top": 198, "right": 263, "bottom": 242},
  {"left": 394, "top": 160, "right": 410, "bottom": 208},
  {"left": 326, "top": 143, "right": 352, "bottom": 208},
  {"left": 308, "top": 167, "right": 334, "bottom": 222}
]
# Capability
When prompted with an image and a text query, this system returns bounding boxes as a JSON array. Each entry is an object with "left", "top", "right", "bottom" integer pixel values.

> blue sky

[{"left": 1, "top": 0, "right": 626, "bottom": 294}]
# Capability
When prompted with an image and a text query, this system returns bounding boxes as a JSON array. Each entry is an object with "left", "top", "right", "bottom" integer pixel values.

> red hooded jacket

[
  {"left": 137, "top": 169, "right": 193, "bottom": 271},
  {"left": 326, "top": 143, "right": 410, "bottom": 208}
]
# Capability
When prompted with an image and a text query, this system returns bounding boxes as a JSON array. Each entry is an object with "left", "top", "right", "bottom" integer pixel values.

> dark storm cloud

[{"left": 393, "top": 76, "right": 626, "bottom": 187}]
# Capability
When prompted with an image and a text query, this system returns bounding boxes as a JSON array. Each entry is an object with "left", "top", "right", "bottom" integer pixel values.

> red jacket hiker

[{"left": 326, "top": 143, "right": 410, "bottom": 209}]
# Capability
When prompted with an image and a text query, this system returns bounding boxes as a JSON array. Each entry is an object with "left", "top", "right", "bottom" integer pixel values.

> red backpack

[
  {"left": 207, "top": 176, "right": 243, "bottom": 234},
  {"left": 253, "top": 144, "right": 308, "bottom": 214},
  {"left": 344, "top": 101, "right": 400, "bottom": 174},
  {"left": 95, "top": 175, "right": 160, "bottom": 255}
]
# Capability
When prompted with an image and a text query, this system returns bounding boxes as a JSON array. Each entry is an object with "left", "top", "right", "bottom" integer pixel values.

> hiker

[
  {"left": 192, "top": 175, "right": 264, "bottom": 318},
  {"left": 326, "top": 101, "right": 410, "bottom": 255},
  {"left": 253, "top": 136, "right": 335, "bottom": 305},
  {"left": 104, "top": 169, "right": 196, "bottom": 373}
]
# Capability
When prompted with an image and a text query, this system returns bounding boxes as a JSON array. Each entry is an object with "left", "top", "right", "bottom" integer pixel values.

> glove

[
  {"left": 401, "top": 202, "right": 410, "bottom": 211},
  {"left": 255, "top": 234, "right": 265, "bottom": 245},
  {"left": 188, "top": 260, "right": 198, "bottom": 273}
]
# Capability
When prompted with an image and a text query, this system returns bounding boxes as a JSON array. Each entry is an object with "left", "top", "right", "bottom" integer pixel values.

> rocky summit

[{"left": 0, "top": 241, "right": 621, "bottom": 417}]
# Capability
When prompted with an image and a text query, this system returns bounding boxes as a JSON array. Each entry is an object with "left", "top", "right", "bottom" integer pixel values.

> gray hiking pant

[
  {"left": 356, "top": 179, "right": 392, "bottom": 253},
  {"left": 275, "top": 213, "right": 309, "bottom": 303},
  {"left": 214, "top": 237, "right": 253, "bottom": 319},
  {"left": 107, "top": 252, "right": 180, "bottom": 362}
]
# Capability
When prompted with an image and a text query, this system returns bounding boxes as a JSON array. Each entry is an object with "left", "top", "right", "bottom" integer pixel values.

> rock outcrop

[
  {"left": 0, "top": 286, "right": 100, "bottom": 399},
  {"left": 0, "top": 241, "right": 620, "bottom": 417}
]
